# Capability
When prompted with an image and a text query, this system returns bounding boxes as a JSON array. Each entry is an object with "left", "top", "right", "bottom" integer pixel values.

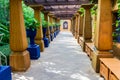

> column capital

[
  {"left": 77, "top": 11, "right": 83, "bottom": 15},
  {"left": 30, "top": 5, "right": 44, "bottom": 10},
  {"left": 43, "top": 11, "right": 50, "bottom": 14},
  {"left": 81, "top": 4, "right": 94, "bottom": 9},
  {"left": 48, "top": 13, "right": 54, "bottom": 17}
]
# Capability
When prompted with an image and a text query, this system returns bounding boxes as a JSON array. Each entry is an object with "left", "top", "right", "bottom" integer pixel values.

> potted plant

[
  {"left": 53, "top": 23, "right": 57, "bottom": 38},
  {"left": 25, "top": 18, "right": 40, "bottom": 45},
  {"left": 42, "top": 20, "right": 49, "bottom": 47},
  {"left": 25, "top": 18, "right": 41, "bottom": 59},
  {"left": 56, "top": 23, "right": 60, "bottom": 35},
  {"left": 49, "top": 22, "right": 54, "bottom": 41}
]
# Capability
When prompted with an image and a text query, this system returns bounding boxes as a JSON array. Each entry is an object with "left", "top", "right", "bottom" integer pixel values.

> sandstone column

[
  {"left": 44, "top": 11, "right": 51, "bottom": 43},
  {"left": 81, "top": 4, "right": 94, "bottom": 51},
  {"left": 10, "top": 0, "right": 30, "bottom": 71},
  {"left": 48, "top": 13, "right": 54, "bottom": 41},
  {"left": 92, "top": 0, "right": 113, "bottom": 72},
  {"left": 32, "top": 6, "right": 44, "bottom": 52},
  {"left": 75, "top": 14, "right": 79, "bottom": 39}
]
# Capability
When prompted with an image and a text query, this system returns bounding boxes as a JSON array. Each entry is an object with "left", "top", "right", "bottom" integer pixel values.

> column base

[
  {"left": 50, "top": 33, "right": 54, "bottom": 41},
  {"left": 10, "top": 50, "right": 30, "bottom": 72},
  {"left": 27, "top": 44, "right": 40, "bottom": 59},
  {"left": 35, "top": 40, "right": 44, "bottom": 52},
  {"left": 43, "top": 37, "right": 49, "bottom": 47},
  {"left": 79, "top": 37, "right": 85, "bottom": 51},
  {"left": 77, "top": 35, "right": 79, "bottom": 43},
  {"left": 91, "top": 50, "right": 113, "bottom": 73},
  {"left": 46, "top": 35, "right": 51, "bottom": 43},
  {"left": 75, "top": 33, "right": 77, "bottom": 39}
]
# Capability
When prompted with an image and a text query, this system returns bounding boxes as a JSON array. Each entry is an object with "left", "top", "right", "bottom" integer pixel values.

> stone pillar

[
  {"left": 79, "top": 12, "right": 84, "bottom": 37},
  {"left": 77, "top": 12, "right": 80, "bottom": 43},
  {"left": 82, "top": 4, "right": 94, "bottom": 42},
  {"left": 75, "top": 14, "right": 79, "bottom": 39},
  {"left": 58, "top": 18, "right": 61, "bottom": 29},
  {"left": 48, "top": 13, "right": 54, "bottom": 41},
  {"left": 9, "top": 0, "right": 30, "bottom": 71},
  {"left": 32, "top": 6, "right": 44, "bottom": 52},
  {"left": 44, "top": 11, "right": 51, "bottom": 43},
  {"left": 73, "top": 16, "right": 75, "bottom": 36},
  {"left": 70, "top": 19, "right": 73, "bottom": 33},
  {"left": 92, "top": 0, "right": 113, "bottom": 72},
  {"left": 81, "top": 4, "right": 94, "bottom": 51}
]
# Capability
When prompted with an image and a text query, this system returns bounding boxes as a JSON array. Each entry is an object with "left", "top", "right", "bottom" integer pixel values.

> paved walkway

[{"left": 12, "top": 31, "right": 103, "bottom": 80}]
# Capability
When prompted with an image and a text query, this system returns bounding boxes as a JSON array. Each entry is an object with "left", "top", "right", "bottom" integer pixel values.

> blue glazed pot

[
  {"left": 26, "top": 29, "right": 40, "bottom": 59},
  {"left": 42, "top": 27, "right": 49, "bottom": 47},
  {"left": 26, "top": 29, "right": 36, "bottom": 46},
  {"left": 0, "top": 66, "right": 11, "bottom": 80}
]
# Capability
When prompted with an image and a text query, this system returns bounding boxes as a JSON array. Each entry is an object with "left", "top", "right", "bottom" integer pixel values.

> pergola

[
  {"left": 24, "top": 0, "right": 90, "bottom": 19},
  {"left": 4, "top": 1, "right": 119, "bottom": 79}
]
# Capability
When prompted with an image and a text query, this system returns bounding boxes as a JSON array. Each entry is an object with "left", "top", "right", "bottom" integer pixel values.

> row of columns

[
  {"left": 71, "top": 0, "right": 113, "bottom": 72},
  {"left": 9, "top": 0, "right": 60, "bottom": 71}
]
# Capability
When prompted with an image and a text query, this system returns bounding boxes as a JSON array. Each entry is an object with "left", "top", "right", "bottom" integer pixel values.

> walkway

[{"left": 12, "top": 31, "right": 103, "bottom": 80}]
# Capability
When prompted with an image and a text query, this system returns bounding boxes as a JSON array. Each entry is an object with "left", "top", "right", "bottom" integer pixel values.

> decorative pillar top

[
  {"left": 43, "top": 11, "right": 49, "bottom": 14},
  {"left": 77, "top": 11, "right": 82, "bottom": 15},
  {"left": 48, "top": 13, "right": 54, "bottom": 17},
  {"left": 81, "top": 4, "right": 94, "bottom": 9},
  {"left": 30, "top": 5, "right": 44, "bottom": 10}
]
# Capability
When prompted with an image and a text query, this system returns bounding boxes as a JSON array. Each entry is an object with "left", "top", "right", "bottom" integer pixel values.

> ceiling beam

[
  {"left": 44, "top": 7, "right": 79, "bottom": 11},
  {"left": 24, "top": 0, "right": 89, "bottom": 6}
]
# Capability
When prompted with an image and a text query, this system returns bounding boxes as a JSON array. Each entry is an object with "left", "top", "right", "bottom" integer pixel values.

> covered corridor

[{"left": 12, "top": 31, "right": 103, "bottom": 80}]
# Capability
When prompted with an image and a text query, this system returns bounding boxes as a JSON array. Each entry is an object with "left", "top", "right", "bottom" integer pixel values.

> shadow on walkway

[{"left": 12, "top": 31, "right": 103, "bottom": 80}]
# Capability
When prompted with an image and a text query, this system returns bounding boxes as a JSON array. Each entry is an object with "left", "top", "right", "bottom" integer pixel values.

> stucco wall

[{"left": 60, "top": 20, "right": 71, "bottom": 31}]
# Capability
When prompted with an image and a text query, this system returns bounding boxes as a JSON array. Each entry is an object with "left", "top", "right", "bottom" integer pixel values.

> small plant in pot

[
  {"left": 42, "top": 20, "right": 49, "bottom": 47},
  {"left": 53, "top": 23, "right": 57, "bottom": 38},
  {"left": 25, "top": 18, "right": 40, "bottom": 45},
  {"left": 48, "top": 22, "right": 54, "bottom": 41},
  {"left": 25, "top": 18, "right": 41, "bottom": 59},
  {"left": 55, "top": 23, "right": 60, "bottom": 35}
]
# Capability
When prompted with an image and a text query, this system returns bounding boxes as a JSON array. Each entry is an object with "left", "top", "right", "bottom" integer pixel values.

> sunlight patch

[{"left": 71, "top": 73, "right": 90, "bottom": 80}]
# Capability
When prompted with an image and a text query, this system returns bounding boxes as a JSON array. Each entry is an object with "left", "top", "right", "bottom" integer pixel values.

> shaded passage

[{"left": 12, "top": 31, "right": 103, "bottom": 80}]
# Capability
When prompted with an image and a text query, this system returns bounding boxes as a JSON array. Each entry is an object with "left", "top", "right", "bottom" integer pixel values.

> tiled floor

[{"left": 12, "top": 31, "right": 103, "bottom": 80}]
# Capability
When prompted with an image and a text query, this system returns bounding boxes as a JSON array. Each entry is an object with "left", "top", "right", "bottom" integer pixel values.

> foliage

[
  {"left": 0, "top": 0, "right": 9, "bottom": 26},
  {"left": 48, "top": 22, "right": 53, "bottom": 27},
  {"left": 0, "top": 0, "right": 10, "bottom": 46},
  {"left": 22, "top": 2, "right": 40, "bottom": 31},
  {"left": 91, "top": 4, "right": 97, "bottom": 15},
  {"left": 42, "top": 20, "right": 48, "bottom": 28},
  {"left": 56, "top": 23, "right": 60, "bottom": 27},
  {"left": 112, "top": 0, "right": 120, "bottom": 42},
  {"left": 78, "top": 8, "right": 85, "bottom": 16},
  {"left": 0, "top": 23, "right": 9, "bottom": 45}
]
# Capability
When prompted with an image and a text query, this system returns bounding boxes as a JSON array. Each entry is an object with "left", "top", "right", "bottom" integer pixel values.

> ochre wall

[{"left": 60, "top": 20, "right": 71, "bottom": 31}]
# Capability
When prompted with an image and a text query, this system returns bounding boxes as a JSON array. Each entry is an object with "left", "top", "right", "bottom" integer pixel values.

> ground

[{"left": 12, "top": 31, "right": 104, "bottom": 80}]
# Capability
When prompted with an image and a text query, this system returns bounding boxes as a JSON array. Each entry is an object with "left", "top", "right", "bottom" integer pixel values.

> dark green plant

[
  {"left": 91, "top": 4, "right": 97, "bottom": 15},
  {"left": 25, "top": 18, "right": 40, "bottom": 31},
  {"left": 48, "top": 22, "right": 53, "bottom": 27},
  {"left": 42, "top": 20, "right": 48, "bottom": 28},
  {"left": 22, "top": 2, "right": 40, "bottom": 31},
  {"left": 0, "top": 23, "right": 9, "bottom": 45},
  {"left": 78, "top": 7, "right": 85, "bottom": 16}
]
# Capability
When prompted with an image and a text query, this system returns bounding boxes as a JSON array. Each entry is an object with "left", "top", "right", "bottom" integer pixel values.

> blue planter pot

[
  {"left": 117, "top": 36, "right": 120, "bottom": 42},
  {"left": 42, "top": 27, "right": 49, "bottom": 47},
  {"left": 49, "top": 26, "right": 54, "bottom": 41},
  {"left": 0, "top": 66, "right": 11, "bottom": 80},
  {"left": 26, "top": 29, "right": 40, "bottom": 59}
]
